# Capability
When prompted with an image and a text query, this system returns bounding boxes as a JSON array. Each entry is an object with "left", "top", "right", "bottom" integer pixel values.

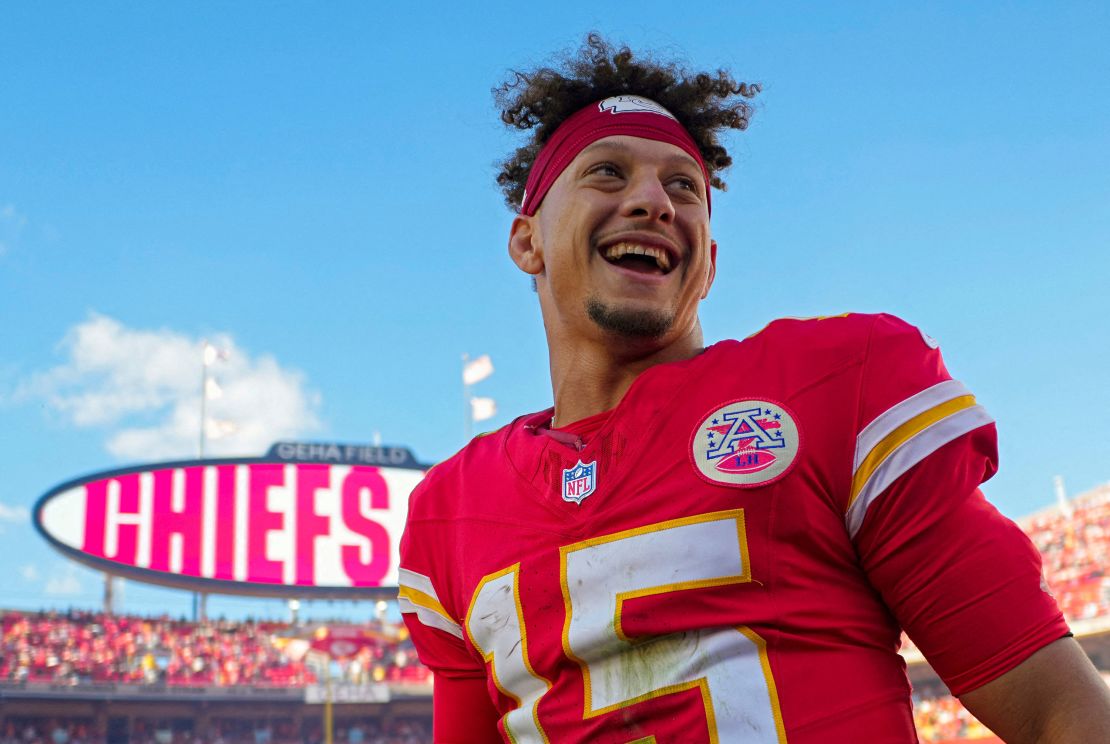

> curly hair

[{"left": 494, "top": 33, "right": 761, "bottom": 210}]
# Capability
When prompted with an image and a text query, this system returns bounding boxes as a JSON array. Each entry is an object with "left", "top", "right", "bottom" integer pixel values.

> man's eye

[
  {"left": 588, "top": 163, "right": 621, "bottom": 177},
  {"left": 671, "top": 177, "right": 697, "bottom": 192}
]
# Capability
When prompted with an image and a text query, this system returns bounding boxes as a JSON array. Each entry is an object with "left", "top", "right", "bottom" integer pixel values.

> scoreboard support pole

[
  {"left": 325, "top": 672, "right": 334, "bottom": 744},
  {"left": 103, "top": 573, "right": 114, "bottom": 615}
]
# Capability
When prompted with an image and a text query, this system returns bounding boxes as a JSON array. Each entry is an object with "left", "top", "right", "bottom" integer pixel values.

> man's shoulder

[
  {"left": 416, "top": 425, "right": 506, "bottom": 488},
  {"left": 407, "top": 411, "right": 543, "bottom": 517},
  {"left": 712, "top": 311, "right": 949, "bottom": 414},
  {"left": 741, "top": 311, "right": 923, "bottom": 347},
  {"left": 726, "top": 312, "right": 940, "bottom": 368}
]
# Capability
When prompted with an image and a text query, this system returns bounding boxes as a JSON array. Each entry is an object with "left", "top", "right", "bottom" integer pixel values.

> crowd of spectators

[
  {"left": 0, "top": 717, "right": 430, "bottom": 744},
  {"left": 1021, "top": 484, "right": 1110, "bottom": 621},
  {"left": 912, "top": 692, "right": 998, "bottom": 742},
  {"left": 1, "top": 610, "right": 312, "bottom": 687},
  {"left": 0, "top": 610, "right": 428, "bottom": 689},
  {"left": 906, "top": 485, "right": 1110, "bottom": 740},
  {"left": 899, "top": 486, "right": 1110, "bottom": 659}
]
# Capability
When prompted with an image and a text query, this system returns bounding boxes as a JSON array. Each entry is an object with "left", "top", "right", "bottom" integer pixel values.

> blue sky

[{"left": 2, "top": 2, "right": 1108, "bottom": 618}]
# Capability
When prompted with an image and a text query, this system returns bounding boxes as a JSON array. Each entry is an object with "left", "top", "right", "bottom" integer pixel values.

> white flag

[
  {"left": 470, "top": 396, "right": 497, "bottom": 422},
  {"left": 463, "top": 354, "right": 494, "bottom": 385},
  {"left": 205, "top": 377, "right": 223, "bottom": 400},
  {"left": 203, "top": 343, "right": 229, "bottom": 366},
  {"left": 206, "top": 418, "right": 238, "bottom": 440}
]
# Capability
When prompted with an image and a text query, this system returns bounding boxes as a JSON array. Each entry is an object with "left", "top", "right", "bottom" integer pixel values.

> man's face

[{"left": 514, "top": 135, "right": 716, "bottom": 348}]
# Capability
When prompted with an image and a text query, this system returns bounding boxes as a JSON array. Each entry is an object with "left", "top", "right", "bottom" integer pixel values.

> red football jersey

[{"left": 399, "top": 314, "right": 1067, "bottom": 743}]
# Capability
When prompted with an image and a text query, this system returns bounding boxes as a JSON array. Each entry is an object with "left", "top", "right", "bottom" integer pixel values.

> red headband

[{"left": 520, "top": 96, "right": 711, "bottom": 217}]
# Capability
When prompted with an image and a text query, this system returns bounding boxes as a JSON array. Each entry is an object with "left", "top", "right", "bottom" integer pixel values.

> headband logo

[{"left": 597, "top": 96, "right": 677, "bottom": 121}]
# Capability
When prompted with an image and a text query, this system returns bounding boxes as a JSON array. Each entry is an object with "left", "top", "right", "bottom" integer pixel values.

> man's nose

[{"left": 620, "top": 174, "right": 675, "bottom": 223}]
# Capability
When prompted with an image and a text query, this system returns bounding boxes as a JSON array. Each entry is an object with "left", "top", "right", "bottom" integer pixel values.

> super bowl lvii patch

[{"left": 690, "top": 399, "right": 801, "bottom": 487}]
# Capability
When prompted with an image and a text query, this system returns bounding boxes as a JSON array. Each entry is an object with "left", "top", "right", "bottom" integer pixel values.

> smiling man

[{"left": 397, "top": 35, "right": 1110, "bottom": 742}]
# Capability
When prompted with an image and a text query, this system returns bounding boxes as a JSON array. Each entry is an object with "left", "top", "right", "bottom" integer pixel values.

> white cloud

[
  {"left": 20, "top": 564, "right": 40, "bottom": 582},
  {"left": 0, "top": 501, "right": 25, "bottom": 533},
  {"left": 0, "top": 203, "right": 27, "bottom": 257},
  {"left": 44, "top": 564, "right": 82, "bottom": 596},
  {"left": 0, "top": 501, "right": 29, "bottom": 522},
  {"left": 22, "top": 313, "right": 321, "bottom": 460}
]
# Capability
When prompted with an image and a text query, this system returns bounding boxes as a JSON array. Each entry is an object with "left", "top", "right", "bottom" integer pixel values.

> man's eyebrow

[{"left": 578, "top": 139, "right": 702, "bottom": 170}]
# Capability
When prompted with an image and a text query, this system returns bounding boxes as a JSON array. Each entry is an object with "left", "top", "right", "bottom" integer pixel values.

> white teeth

[{"left": 602, "top": 242, "right": 672, "bottom": 271}]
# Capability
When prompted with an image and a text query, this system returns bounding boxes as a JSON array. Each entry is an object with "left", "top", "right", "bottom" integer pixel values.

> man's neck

[{"left": 547, "top": 325, "right": 704, "bottom": 428}]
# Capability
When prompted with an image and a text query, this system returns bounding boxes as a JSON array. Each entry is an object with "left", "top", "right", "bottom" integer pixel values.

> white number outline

[
  {"left": 560, "top": 508, "right": 786, "bottom": 742},
  {"left": 466, "top": 510, "right": 787, "bottom": 743},
  {"left": 465, "top": 563, "right": 552, "bottom": 744}
]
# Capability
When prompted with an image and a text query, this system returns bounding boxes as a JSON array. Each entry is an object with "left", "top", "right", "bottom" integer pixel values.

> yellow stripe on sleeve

[
  {"left": 846, "top": 393, "right": 993, "bottom": 539},
  {"left": 398, "top": 585, "right": 451, "bottom": 620},
  {"left": 398, "top": 567, "right": 464, "bottom": 639},
  {"left": 849, "top": 394, "right": 978, "bottom": 509}
]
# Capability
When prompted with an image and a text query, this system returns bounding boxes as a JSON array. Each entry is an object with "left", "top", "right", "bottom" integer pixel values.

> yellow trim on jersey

[
  {"left": 737, "top": 626, "right": 789, "bottom": 744},
  {"left": 849, "top": 394, "right": 977, "bottom": 509},
  {"left": 558, "top": 509, "right": 777, "bottom": 741},
  {"left": 744, "top": 313, "right": 852, "bottom": 340},
  {"left": 397, "top": 585, "right": 451, "bottom": 621},
  {"left": 465, "top": 564, "right": 552, "bottom": 744},
  {"left": 609, "top": 511, "right": 750, "bottom": 644},
  {"left": 560, "top": 509, "right": 750, "bottom": 668}
]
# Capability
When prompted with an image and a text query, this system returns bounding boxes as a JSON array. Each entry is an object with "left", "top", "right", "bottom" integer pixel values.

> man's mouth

[{"left": 600, "top": 241, "right": 674, "bottom": 274}]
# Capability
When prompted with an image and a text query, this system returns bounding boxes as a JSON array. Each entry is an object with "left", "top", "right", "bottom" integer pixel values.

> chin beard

[{"left": 586, "top": 297, "right": 674, "bottom": 339}]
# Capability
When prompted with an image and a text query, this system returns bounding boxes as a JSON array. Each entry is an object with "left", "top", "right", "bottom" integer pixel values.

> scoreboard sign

[{"left": 33, "top": 443, "right": 426, "bottom": 598}]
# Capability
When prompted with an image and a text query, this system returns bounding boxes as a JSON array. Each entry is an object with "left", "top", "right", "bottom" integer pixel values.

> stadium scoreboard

[{"left": 33, "top": 441, "right": 427, "bottom": 598}]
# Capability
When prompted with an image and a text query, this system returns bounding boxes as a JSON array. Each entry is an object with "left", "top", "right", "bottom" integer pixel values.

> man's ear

[
  {"left": 509, "top": 215, "right": 544, "bottom": 276},
  {"left": 702, "top": 240, "right": 718, "bottom": 299}
]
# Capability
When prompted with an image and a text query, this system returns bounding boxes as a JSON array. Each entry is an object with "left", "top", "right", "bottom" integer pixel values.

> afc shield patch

[
  {"left": 690, "top": 399, "right": 801, "bottom": 488},
  {"left": 562, "top": 460, "right": 597, "bottom": 504}
]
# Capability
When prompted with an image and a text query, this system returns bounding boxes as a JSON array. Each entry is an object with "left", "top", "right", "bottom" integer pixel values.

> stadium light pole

[
  {"left": 194, "top": 341, "right": 224, "bottom": 623},
  {"left": 1055, "top": 475, "right": 1074, "bottom": 519}
]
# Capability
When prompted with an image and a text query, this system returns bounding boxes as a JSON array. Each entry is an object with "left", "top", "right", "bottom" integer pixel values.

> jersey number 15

[{"left": 466, "top": 509, "right": 787, "bottom": 743}]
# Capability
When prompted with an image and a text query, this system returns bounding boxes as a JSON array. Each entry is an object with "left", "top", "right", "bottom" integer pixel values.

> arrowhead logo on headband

[{"left": 597, "top": 95, "right": 678, "bottom": 120}]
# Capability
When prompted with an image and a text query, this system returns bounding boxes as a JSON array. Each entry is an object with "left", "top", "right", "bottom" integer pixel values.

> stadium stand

[
  {"left": 0, "top": 611, "right": 433, "bottom": 742},
  {"left": 0, "top": 715, "right": 430, "bottom": 743},
  {"left": 0, "top": 611, "right": 428, "bottom": 688},
  {"left": 905, "top": 483, "right": 1110, "bottom": 741},
  {"left": 900, "top": 483, "right": 1110, "bottom": 657},
  {"left": 1023, "top": 484, "right": 1110, "bottom": 621},
  {"left": 911, "top": 692, "right": 1000, "bottom": 743}
]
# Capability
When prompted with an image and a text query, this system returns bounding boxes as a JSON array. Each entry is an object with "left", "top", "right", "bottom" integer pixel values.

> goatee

[{"left": 586, "top": 297, "right": 674, "bottom": 339}]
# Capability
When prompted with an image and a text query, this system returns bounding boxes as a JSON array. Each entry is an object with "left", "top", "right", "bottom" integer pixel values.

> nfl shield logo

[{"left": 562, "top": 460, "right": 597, "bottom": 504}]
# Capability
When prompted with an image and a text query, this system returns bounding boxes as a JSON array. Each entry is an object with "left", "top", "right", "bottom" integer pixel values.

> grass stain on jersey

[{"left": 606, "top": 631, "right": 700, "bottom": 707}]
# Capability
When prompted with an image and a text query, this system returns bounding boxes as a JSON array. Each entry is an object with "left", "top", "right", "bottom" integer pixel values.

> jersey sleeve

[
  {"left": 397, "top": 477, "right": 485, "bottom": 681},
  {"left": 849, "top": 314, "right": 1069, "bottom": 696}
]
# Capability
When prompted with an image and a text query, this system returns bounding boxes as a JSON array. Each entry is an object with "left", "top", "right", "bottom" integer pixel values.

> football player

[{"left": 398, "top": 34, "right": 1110, "bottom": 742}]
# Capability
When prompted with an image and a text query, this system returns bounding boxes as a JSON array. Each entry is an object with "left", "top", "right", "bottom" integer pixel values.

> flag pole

[
  {"left": 195, "top": 342, "right": 210, "bottom": 622},
  {"left": 200, "top": 342, "right": 209, "bottom": 459},
  {"left": 463, "top": 353, "right": 495, "bottom": 441},
  {"left": 462, "top": 353, "right": 472, "bottom": 442}
]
